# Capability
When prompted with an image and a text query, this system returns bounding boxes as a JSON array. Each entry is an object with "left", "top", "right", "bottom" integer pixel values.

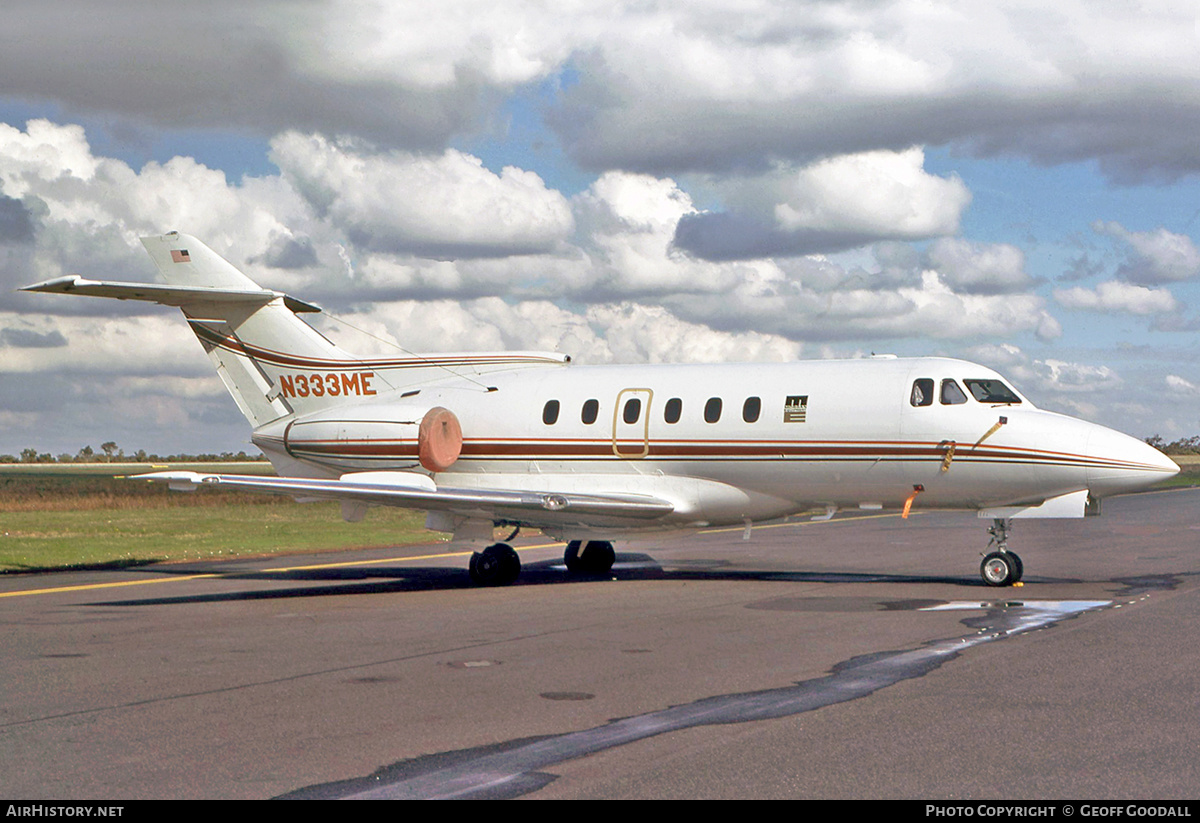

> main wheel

[
  {"left": 564, "top": 540, "right": 583, "bottom": 573},
  {"left": 564, "top": 540, "right": 615, "bottom": 574},
  {"left": 470, "top": 543, "right": 521, "bottom": 586},
  {"left": 980, "top": 551, "right": 1018, "bottom": 587},
  {"left": 581, "top": 540, "right": 615, "bottom": 574}
]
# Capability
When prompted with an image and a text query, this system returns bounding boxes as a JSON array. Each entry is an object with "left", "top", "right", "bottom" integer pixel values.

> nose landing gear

[{"left": 980, "top": 517, "right": 1023, "bottom": 587}]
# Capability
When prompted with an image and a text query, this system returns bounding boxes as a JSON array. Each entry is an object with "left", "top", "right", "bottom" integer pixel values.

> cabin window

[
  {"left": 664, "top": 397, "right": 682, "bottom": 424},
  {"left": 964, "top": 379, "right": 1022, "bottom": 404},
  {"left": 910, "top": 378, "right": 934, "bottom": 407},
  {"left": 543, "top": 399, "right": 560, "bottom": 425},
  {"left": 623, "top": 397, "right": 642, "bottom": 424},
  {"left": 581, "top": 398, "right": 599, "bottom": 424},
  {"left": 742, "top": 396, "right": 761, "bottom": 423},
  {"left": 704, "top": 397, "right": 723, "bottom": 423},
  {"left": 940, "top": 379, "right": 968, "bottom": 405}
]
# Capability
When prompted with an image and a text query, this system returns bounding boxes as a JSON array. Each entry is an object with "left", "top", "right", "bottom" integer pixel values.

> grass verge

[{"left": 0, "top": 464, "right": 434, "bottom": 573}]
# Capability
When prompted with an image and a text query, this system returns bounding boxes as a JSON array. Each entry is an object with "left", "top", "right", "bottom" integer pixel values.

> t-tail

[{"left": 21, "top": 232, "right": 569, "bottom": 427}]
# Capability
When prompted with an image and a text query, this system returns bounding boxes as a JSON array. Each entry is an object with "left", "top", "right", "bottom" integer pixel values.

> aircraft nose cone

[{"left": 1086, "top": 425, "right": 1179, "bottom": 497}]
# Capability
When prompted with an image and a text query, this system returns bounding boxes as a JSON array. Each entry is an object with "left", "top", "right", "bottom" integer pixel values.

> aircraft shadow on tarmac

[{"left": 89, "top": 552, "right": 1046, "bottom": 607}]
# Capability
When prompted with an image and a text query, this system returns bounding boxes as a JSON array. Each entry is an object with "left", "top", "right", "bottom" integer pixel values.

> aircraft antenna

[{"left": 319, "top": 309, "right": 500, "bottom": 393}]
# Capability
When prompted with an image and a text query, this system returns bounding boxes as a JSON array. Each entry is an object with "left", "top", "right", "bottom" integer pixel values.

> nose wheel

[
  {"left": 980, "top": 550, "right": 1023, "bottom": 586},
  {"left": 980, "top": 518, "right": 1023, "bottom": 586}
]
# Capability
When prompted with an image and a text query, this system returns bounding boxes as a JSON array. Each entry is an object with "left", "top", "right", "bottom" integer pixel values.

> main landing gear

[
  {"left": 980, "top": 517, "right": 1023, "bottom": 587},
  {"left": 564, "top": 540, "right": 616, "bottom": 575},
  {"left": 466, "top": 538, "right": 617, "bottom": 586},
  {"left": 469, "top": 543, "right": 521, "bottom": 586}
]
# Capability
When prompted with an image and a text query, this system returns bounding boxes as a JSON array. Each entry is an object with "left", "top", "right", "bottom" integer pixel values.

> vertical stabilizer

[{"left": 141, "top": 233, "right": 360, "bottom": 425}]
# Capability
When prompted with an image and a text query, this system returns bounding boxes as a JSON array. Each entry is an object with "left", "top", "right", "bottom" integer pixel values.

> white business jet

[{"left": 22, "top": 233, "right": 1179, "bottom": 587}]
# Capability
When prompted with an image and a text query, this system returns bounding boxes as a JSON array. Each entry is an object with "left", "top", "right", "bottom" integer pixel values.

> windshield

[{"left": 964, "top": 379, "right": 1021, "bottom": 404}]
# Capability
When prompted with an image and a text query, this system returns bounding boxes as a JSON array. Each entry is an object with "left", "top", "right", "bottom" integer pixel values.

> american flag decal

[
  {"left": 784, "top": 395, "right": 808, "bottom": 423},
  {"left": 170, "top": 249, "right": 191, "bottom": 263}
]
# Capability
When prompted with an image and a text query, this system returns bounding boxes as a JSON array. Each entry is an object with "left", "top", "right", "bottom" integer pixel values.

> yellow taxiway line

[
  {"left": 0, "top": 514, "right": 906, "bottom": 599},
  {"left": 0, "top": 543, "right": 564, "bottom": 599}
]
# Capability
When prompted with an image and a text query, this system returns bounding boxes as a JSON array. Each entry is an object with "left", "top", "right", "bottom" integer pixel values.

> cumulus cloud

[
  {"left": 922, "top": 238, "right": 1035, "bottom": 295},
  {"left": 0, "top": 312, "right": 208, "bottom": 375},
  {"left": 0, "top": 119, "right": 322, "bottom": 300},
  {"left": 315, "top": 296, "right": 804, "bottom": 367},
  {"left": 1094, "top": 221, "right": 1200, "bottom": 284},
  {"left": 270, "top": 133, "right": 574, "bottom": 259},
  {"left": 4, "top": 3, "right": 1200, "bottom": 180},
  {"left": 667, "top": 268, "right": 1062, "bottom": 342},
  {"left": 1035, "top": 359, "right": 1121, "bottom": 393},
  {"left": 0, "top": 2, "right": 513, "bottom": 149},
  {"left": 548, "top": 1, "right": 1200, "bottom": 181},
  {"left": 573, "top": 172, "right": 748, "bottom": 295},
  {"left": 674, "top": 149, "right": 970, "bottom": 259},
  {"left": 1165, "top": 374, "right": 1200, "bottom": 396},
  {"left": 1054, "top": 280, "right": 1178, "bottom": 315}
]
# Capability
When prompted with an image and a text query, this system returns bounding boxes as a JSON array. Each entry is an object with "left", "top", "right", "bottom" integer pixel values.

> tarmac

[{"left": 2, "top": 487, "right": 1197, "bottom": 799}]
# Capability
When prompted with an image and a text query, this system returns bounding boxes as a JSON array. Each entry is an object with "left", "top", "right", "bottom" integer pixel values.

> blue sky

[{"left": 2, "top": 1, "right": 1199, "bottom": 456}]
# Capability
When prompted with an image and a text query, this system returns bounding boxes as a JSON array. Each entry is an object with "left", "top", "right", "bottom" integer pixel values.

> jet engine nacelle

[{"left": 282, "top": 404, "right": 463, "bottom": 473}]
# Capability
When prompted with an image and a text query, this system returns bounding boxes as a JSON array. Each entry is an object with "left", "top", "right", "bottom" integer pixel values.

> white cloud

[
  {"left": 549, "top": 1, "right": 1200, "bottom": 180},
  {"left": 574, "top": 172, "right": 749, "bottom": 294},
  {"left": 1054, "top": 280, "right": 1178, "bottom": 315},
  {"left": 270, "top": 133, "right": 574, "bottom": 259},
  {"left": 923, "top": 237, "right": 1034, "bottom": 295},
  {"left": 1094, "top": 221, "right": 1200, "bottom": 284},
  {"left": 667, "top": 269, "right": 1062, "bottom": 342},
  {"left": 1035, "top": 359, "right": 1121, "bottom": 393},
  {"left": 771, "top": 149, "right": 968, "bottom": 238},
  {"left": 318, "top": 296, "right": 803, "bottom": 367},
  {"left": 0, "top": 312, "right": 208, "bottom": 375},
  {"left": 1165, "top": 374, "right": 1200, "bottom": 396},
  {"left": 674, "top": 148, "right": 970, "bottom": 259},
  {"left": 0, "top": 120, "right": 318, "bottom": 294},
  {"left": 3, "top": 3, "right": 1200, "bottom": 180}
]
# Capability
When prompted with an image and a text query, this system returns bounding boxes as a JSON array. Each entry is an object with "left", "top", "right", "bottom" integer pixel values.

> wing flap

[{"left": 133, "top": 471, "right": 675, "bottom": 525}]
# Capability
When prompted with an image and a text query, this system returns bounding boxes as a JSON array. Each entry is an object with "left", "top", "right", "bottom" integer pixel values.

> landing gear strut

[
  {"left": 980, "top": 517, "right": 1023, "bottom": 587},
  {"left": 469, "top": 542, "right": 521, "bottom": 586},
  {"left": 564, "top": 540, "right": 616, "bottom": 575}
]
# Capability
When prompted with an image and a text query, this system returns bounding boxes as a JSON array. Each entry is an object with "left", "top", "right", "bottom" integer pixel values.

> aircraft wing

[{"left": 133, "top": 471, "right": 676, "bottom": 528}]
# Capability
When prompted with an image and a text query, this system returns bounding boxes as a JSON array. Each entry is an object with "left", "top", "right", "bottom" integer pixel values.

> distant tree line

[
  {"left": 0, "top": 443, "right": 268, "bottom": 464},
  {"left": 1144, "top": 435, "right": 1200, "bottom": 455}
]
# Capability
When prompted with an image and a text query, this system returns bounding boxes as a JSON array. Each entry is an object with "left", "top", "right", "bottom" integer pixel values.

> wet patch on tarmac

[
  {"left": 279, "top": 598, "right": 1111, "bottom": 800},
  {"left": 1111, "top": 574, "right": 1182, "bottom": 595}
]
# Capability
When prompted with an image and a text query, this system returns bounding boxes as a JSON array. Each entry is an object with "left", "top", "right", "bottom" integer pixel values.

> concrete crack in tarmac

[{"left": 280, "top": 599, "right": 1110, "bottom": 800}]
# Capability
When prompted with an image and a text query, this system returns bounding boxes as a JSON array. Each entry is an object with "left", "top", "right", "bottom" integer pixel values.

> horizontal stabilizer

[
  {"left": 133, "top": 471, "right": 676, "bottom": 526},
  {"left": 20, "top": 276, "right": 322, "bottom": 313}
]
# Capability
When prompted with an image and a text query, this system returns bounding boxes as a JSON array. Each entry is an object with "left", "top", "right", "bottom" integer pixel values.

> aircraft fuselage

[{"left": 252, "top": 355, "right": 1175, "bottom": 537}]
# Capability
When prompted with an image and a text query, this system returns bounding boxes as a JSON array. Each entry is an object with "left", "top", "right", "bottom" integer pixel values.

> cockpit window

[
  {"left": 964, "top": 379, "right": 1022, "bottom": 404},
  {"left": 940, "top": 379, "right": 968, "bottom": 405},
  {"left": 910, "top": 378, "right": 934, "bottom": 407}
]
